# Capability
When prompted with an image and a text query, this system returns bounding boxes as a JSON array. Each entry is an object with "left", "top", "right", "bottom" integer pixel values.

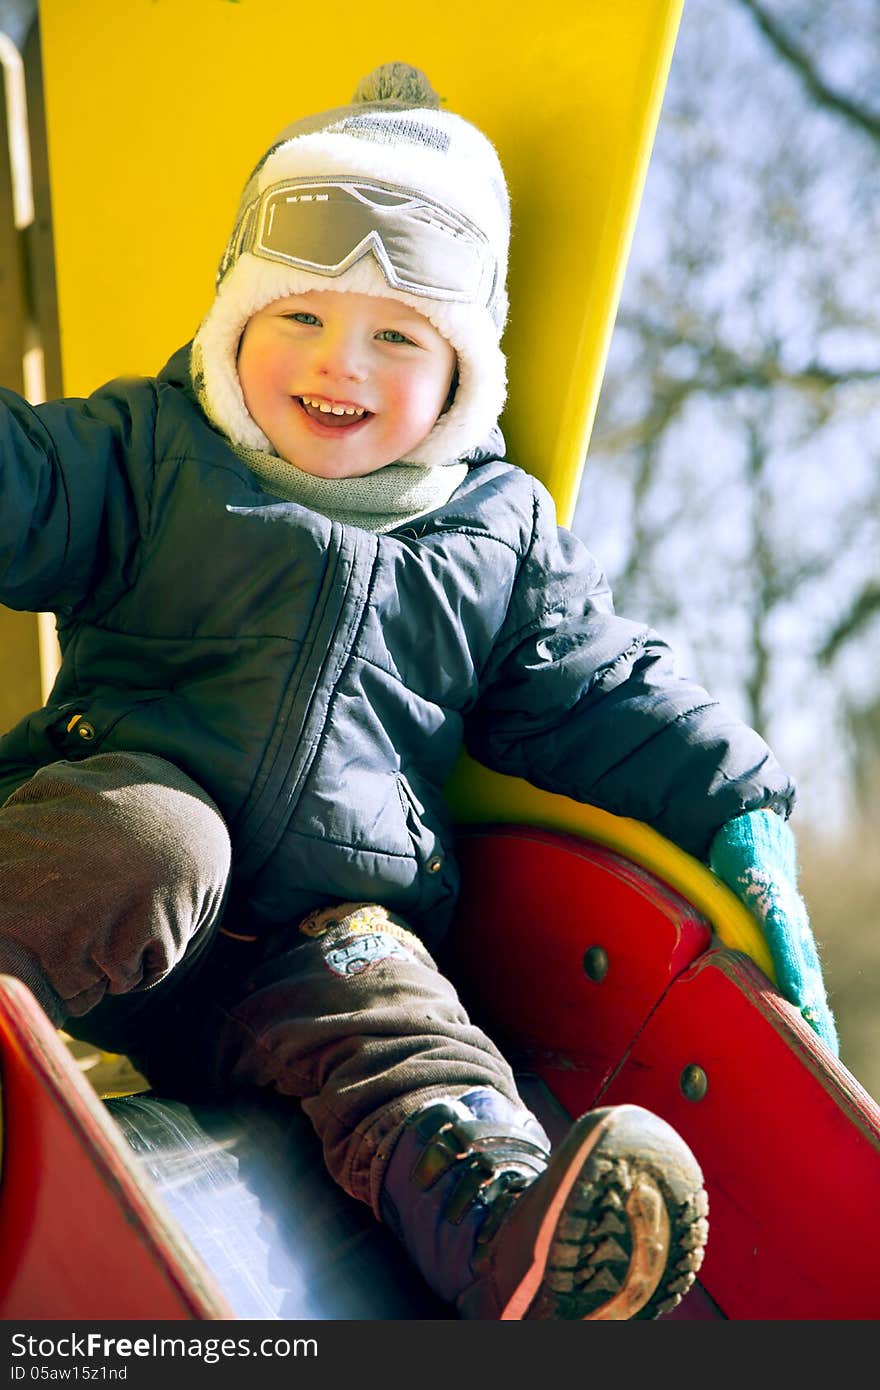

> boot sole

[{"left": 500, "top": 1105, "right": 709, "bottom": 1320}]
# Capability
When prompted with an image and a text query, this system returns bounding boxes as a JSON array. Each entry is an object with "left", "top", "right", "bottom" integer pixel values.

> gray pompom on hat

[
  {"left": 351, "top": 61, "right": 441, "bottom": 107},
  {"left": 192, "top": 62, "right": 510, "bottom": 469}
]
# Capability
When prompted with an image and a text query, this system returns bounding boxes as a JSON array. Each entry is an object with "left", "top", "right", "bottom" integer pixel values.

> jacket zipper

[{"left": 232, "top": 525, "right": 376, "bottom": 878}]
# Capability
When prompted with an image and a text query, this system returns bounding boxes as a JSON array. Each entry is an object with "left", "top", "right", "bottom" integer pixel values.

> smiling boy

[{"left": 0, "top": 63, "right": 836, "bottom": 1320}]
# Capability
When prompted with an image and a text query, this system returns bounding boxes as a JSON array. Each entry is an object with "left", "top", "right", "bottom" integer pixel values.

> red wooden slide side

[
  {"left": 597, "top": 949, "right": 880, "bottom": 1320},
  {"left": 451, "top": 826, "right": 880, "bottom": 1321},
  {"left": 0, "top": 974, "right": 231, "bottom": 1320}
]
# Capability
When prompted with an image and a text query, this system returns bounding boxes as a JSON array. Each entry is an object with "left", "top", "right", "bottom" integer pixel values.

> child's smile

[{"left": 238, "top": 290, "right": 456, "bottom": 478}]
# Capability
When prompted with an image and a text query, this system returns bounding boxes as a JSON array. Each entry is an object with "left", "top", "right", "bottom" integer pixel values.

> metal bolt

[
  {"left": 77, "top": 722, "right": 96, "bottom": 741},
  {"left": 582, "top": 945, "right": 609, "bottom": 983},
  {"left": 680, "top": 1064, "right": 709, "bottom": 1102}
]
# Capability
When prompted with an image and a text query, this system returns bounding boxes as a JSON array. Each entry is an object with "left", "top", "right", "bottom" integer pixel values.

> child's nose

[{"left": 315, "top": 332, "right": 368, "bottom": 383}]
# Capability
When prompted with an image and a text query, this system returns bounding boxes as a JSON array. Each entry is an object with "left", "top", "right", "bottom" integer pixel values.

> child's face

[{"left": 237, "top": 290, "right": 456, "bottom": 477}]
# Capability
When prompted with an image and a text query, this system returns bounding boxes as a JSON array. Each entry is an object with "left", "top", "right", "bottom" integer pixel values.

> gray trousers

[{"left": 0, "top": 753, "right": 523, "bottom": 1215}]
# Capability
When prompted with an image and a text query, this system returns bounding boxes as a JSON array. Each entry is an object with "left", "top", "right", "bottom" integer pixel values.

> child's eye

[
  {"left": 285, "top": 312, "right": 321, "bottom": 326},
  {"left": 376, "top": 329, "right": 414, "bottom": 345}
]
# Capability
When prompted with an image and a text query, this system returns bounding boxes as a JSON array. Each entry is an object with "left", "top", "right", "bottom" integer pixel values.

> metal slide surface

[{"left": 106, "top": 1093, "right": 449, "bottom": 1320}]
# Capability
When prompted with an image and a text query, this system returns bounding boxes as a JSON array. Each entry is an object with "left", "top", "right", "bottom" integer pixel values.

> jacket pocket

[
  {"left": 395, "top": 771, "right": 458, "bottom": 921},
  {"left": 23, "top": 692, "right": 169, "bottom": 762}
]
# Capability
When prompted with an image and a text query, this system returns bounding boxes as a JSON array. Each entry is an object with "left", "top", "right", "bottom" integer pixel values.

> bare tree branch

[
  {"left": 735, "top": 0, "right": 880, "bottom": 141},
  {"left": 819, "top": 584, "right": 880, "bottom": 663},
  {"left": 618, "top": 310, "right": 880, "bottom": 392}
]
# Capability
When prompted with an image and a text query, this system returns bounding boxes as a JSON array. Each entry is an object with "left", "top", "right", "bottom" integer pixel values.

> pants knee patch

[
  {"left": 298, "top": 902, "right": 419, "bottom": 946},
  {"left": 298, "top": 903, "right": 427, "bottom": 978}
]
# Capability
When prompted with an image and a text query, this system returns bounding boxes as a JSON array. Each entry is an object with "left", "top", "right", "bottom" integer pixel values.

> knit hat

[{"left": 192, "top": 62, "right": 510, "bottom": 468}]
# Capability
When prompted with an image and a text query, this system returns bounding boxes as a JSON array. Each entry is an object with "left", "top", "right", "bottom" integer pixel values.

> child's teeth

[{"left": 302, "top": 397, "right": 365, "bottom": 417}]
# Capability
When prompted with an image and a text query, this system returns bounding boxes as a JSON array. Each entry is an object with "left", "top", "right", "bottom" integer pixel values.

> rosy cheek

[
  {"left": 254, "top": 341, "right": 280, "bottom": 381},
  {"left": 413, "top": 375, "right": 451, "bottom": 421}
]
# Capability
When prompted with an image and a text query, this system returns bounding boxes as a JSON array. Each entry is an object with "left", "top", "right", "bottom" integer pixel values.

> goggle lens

[{"left": 228, "top": 179, "right": 497, "bottom": 310}]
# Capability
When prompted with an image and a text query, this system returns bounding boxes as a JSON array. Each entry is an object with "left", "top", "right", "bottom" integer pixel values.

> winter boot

[{"left": 379, "top": 1088, "right": 709, "bottom": 1319}]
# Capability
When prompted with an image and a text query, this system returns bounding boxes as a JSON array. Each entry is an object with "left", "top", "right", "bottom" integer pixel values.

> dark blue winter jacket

[{"left": 0, "top": 347, "right": 795, "bottom": 945}]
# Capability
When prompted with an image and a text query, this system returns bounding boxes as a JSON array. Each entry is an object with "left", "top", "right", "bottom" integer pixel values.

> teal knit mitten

[{"left": 709, "top": 809, "right": 839, "bottom": 1055}]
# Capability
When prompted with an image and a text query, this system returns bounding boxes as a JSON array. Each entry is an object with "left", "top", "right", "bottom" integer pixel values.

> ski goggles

[{"left": 220, "top": 176, "right": 502, "bottom": 319}]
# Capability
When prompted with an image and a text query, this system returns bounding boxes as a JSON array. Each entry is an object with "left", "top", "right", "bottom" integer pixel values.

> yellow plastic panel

[{"left": 39, "top": 0, "right": 680, "bottom": 524}]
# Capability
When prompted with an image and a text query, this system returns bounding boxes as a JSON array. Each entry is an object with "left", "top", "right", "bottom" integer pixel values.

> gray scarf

[{"left": 231, "top": 441, "right": 468, "bottom": 534}]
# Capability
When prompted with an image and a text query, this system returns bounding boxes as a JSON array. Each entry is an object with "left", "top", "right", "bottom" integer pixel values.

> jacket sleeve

[
  {"left": 466, "top": 477, "right": 795, "bottom": 861},
  {"left": 0, "top": 381, "right": 155, "bottom": 616}
]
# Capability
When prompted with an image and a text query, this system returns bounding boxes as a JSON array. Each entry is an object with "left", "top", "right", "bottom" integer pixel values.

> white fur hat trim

[{"left": 192, "top": 253, "right": 507, "bottom": 467}]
